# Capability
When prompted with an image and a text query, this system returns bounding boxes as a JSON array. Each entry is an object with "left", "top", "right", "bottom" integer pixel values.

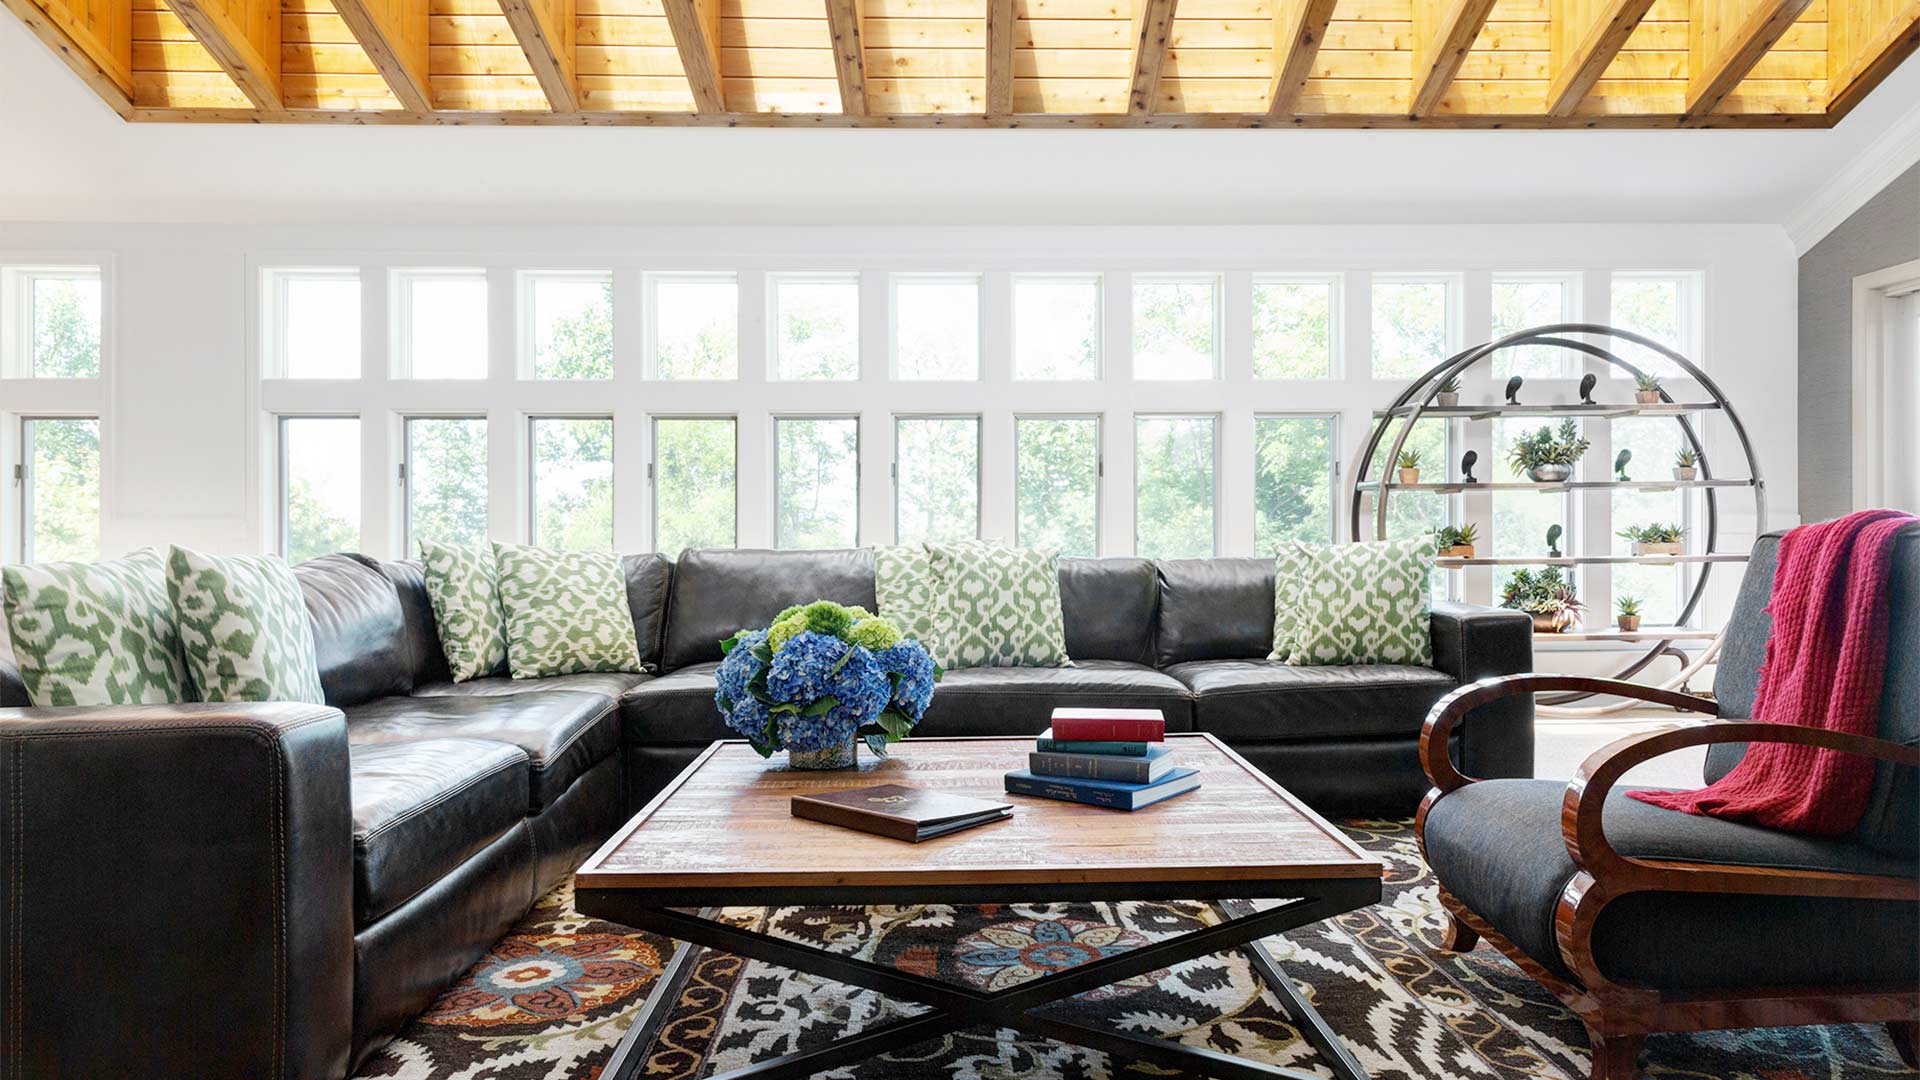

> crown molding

[{"left": 1785, "top": 95, "right": 1920, "bottom": 256}]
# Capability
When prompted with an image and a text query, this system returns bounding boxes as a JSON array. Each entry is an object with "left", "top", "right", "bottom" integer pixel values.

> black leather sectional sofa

[{"left": 0, "top": 546, "right": 1533, "bottom": 1079}]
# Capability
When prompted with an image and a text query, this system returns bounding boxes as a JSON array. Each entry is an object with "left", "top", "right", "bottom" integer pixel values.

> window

[
  {"left": 893, "top": 275, "right": 980, "bottom": 381},
  {"left": 1254, "top": 415, "right": 1336, "bottom": 551},
  {"left": 1016, "top": 416, "right": 1099, "bottom": 556},
  {"left": 648, "top": 274, "right": 738, "bottom": 380},
  {"left": 1013, "top": 274, "right": 1101, "bottom": 380},
  {"left": 524, "top": 273, "right": 612, "bottom": 380},
  {"left": 529, "top": 417, "right": 613, "bottom": 551},
  {"left": 1610, "top": 272, "right": 1697, "bottom": 379},
  {"left": 4, "top": 267, "right": 102, "bottom": 379},
  {"left": 1371, "top": 274, "right": 1455, "bottom": 381},
  {"left": 775, "top": 417, "right": 859, "bottom": 547},
  {"left": 773, "top": 274, "right": 859, "bottom": 381},
  {"left": 1368, "top": 416, "right": 1449, "bottom": 553},
  {"left": 653, "top": 417, "right": 736, "bottom": 555},
  {"left": 1611, "top": 416, "right": 1689, "bottom": 625},
  {"left": 1133, "top": 275, "right": 1219, "bottom": 380},
  {"left": 394, "top": 270, "right": 488, "bottom": 379},
  {"left": 404, "top": 417, "right": 488, "bottom": 549},
  {"left": 1492, "top": 418, "right": 1573, "bottom": 601},
  {"left": 19, "top": 417, "right": 99, "bottom": 562},
  {"left": 1135, "top": 415, "right": 1215, "bottom": 558},
  {"left": 1253, "top": 275, "right": 1337, "bottom": 379},
  {"left": 265, "top": 269, "right": 359, "bottom": 379},
  {"left": 280, "top": 417, "right": 360, "bottom": 562},
  {"left": 895, "top": 416, "right": 979, "bottom": 543},
  {"left": 1491, "top": 273, "right": 1576, "bottom": 378}
]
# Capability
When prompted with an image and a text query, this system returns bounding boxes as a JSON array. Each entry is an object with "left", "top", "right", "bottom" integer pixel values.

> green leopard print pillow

[
  {"left": 2, "top": 547, "right": 190, "bottom": 706},
  {"left": 166, "top": 546, "right": 325, "bottom": 704},
  {"left": 419, "top": 539, "right": 508, "bottom": 682},
  {"left": 492, "top": 542, "right": 641, "bottom": 679}
]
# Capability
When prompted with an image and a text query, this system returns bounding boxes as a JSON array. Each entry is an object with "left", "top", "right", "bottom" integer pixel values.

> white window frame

[
  {"left": 650, "top": 414, "right": 740, "bottom": 554},
  {"left": 1013, "top": 412, "right": 1103, "bottom": 555},
  {"left": 402, "top": 414, "right": 489, "bottom": 553},
  {"left": 1131, "top": 272, "right": 1224, "bottom": 380},
  {"left": 889, "top": 273, "right": 983, "bottom": 382},
  {"left": 1253, "top": 412, "right": 1340, "bottom": 546},
  {"left": 1011, "top": 273, "right": 1104, "bottom": 381},
  {"left": 768, "top": 272, "right": 861, "bottom": 383},
  {"left": 526, "top": 414, "right": 615, "bottom": 548},
  {"left": 1251, "top": 273, "right": 1344, "bottom": 380},
  {"left": 643, "top": 271, "right": 739, "bottom": 381},
  {"left": 1, "top": 265, "right": 106, "bottom": 381},
  {"left": 16, "top": 414, "right": 102, "bottom": 563},
  {"left": 261, "top": 267, "right": 361, "bottom": 380},
  {"left": 1608, "top": 270, "right": 1704, "bottom": 378},
  {"left": 517, "top": 270, "right": 615, "bottom": 381},
  {"left": 391, "top": 268, "right": 489, "bottom": 380},
  {"left": 1133, "top": 412, "right": 1222, "bottom": 557},
  {"left": 891, "top": 413, "right": 983, "bottom": 542},
  {"left": 1369, "top": 272, "right": 1463, "bottom": 382},
  {"left": 276, "top": 414, "right": 362, "bottom": 559},
  {"left": 771, "top": 413, "right": 862, "bottom": 548},
  {"left": 1489, "top": 270, "right": 1582, "bottom": 375}
]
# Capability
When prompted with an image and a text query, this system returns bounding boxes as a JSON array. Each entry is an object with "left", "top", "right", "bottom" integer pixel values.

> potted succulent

[
  {"left": 1435, "top": 376, "right": 1462, "bottom": 408},
  {"left": 1506, "top": 418, "right": 1591, "bottom": 483},
  {"left": 1433, "top": 522, "right": 1478, "bottom": 559},
  {"left": 1499, "top": 566, "right": 1584, "bottom": 633},
  {"left": 1674, "top": 446, "right": 1699, "bottom": 481},
  {"left": 1616, "top": 594, "right": 1643, "bottom": 632},
  {"left": 1397, "top": 449, "right": 1422, "bottom": 484},
  {"left": 1634, "top": 372, "right": 1664, "bottom": 404},
  {"left": 1619, "top": 522, "right": 1684, "bottom": 556}
]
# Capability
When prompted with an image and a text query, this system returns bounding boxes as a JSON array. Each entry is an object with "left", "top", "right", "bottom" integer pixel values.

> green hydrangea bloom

[
  {"left": 800, "top": 600, "right": 854, "bottom": 639},
  {"left": 767, "top": 613, "right": 809, "bottom": 652},
  {"left": 845, "top": 617, "right": 901, "bottom": 651},
  {"left": 773, "top": 604, "right": 805, "bottom": 625},
  {"left": 845, "top": 605, "right": 872, "bottom": 621}
]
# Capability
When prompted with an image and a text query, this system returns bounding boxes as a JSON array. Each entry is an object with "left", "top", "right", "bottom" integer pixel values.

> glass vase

[{"left": 787, "top": 738, "right": 859, "bottom": 770}]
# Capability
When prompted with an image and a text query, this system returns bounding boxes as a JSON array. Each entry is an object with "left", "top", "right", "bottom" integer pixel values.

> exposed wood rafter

[
  {"left": 500, "top": 0, "right": 578, "bottom": 112},
  {"left": 1825, "top": 0, "right": 1920, "bottom": 122},
  {"left": 1409, "top": 0, "right": 1499, "bottom": 117},
  {"left": 1267, "top": 0, "right": 1338, "bottom": 116},
  {"left": 986, "top": 0, "right": 1014, "bottom": 116},
  {"left": 332, "top": 0, "right": 431, "bottom": 112},
  {"left": 663, "top": 0, "right": 725, "bottom": 113},
  {"left": 0, "top": 0, "right": 133, "bottom": 114},
  {"left": 823, "top": 0, "right": 868, "bottom": 116},
  {"left": 169, "top": 0, "right": 282, "bottom": 111},
  {"left": 1127, "top": 0, "right": 1179, "bottom": 115},
  {"left": 1545, "top": 0, "right": 1658, "bottom": 117},
  {"left": 1685, "top": 0, "right": 1817, "bottom": 116}
]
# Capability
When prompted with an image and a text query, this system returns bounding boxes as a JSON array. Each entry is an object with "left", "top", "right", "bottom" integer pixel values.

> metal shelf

[
  {"left": 1372, "top": 401, "right": 1722, "bottom": 420},
  {"left": 1533, "top": 626, "right": 1720, "bottom": 642},
  {"left": 1358, "top": 478, "right": 1755, "bottom": 493},
  {"left": 1434, "top": 553, "right": 1749, "bottom": 568}
]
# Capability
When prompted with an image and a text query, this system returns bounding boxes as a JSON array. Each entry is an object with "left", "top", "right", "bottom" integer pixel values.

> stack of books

[{"left": 1003, "top": 707, "right": 1201, "bottom": 810}]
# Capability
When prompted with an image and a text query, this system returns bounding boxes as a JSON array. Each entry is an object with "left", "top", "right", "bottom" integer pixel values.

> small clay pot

[
  {"left": 1673, "top": 467, "right": 1697, "bottom": 481},
  {"left": 1636, "top": 390, "right": 1662, "bottom": 404},
  {"left": 1617, "top": 615, "right": 1642, "bottom": 632},
  {"left": 1398, "top": 468, "right": 1421, "bottom": 484}
]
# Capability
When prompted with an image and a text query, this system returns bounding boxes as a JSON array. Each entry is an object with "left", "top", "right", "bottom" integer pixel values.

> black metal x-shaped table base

[{"left": 596, "top": 896, "right": 1372, "bottom": 1080}]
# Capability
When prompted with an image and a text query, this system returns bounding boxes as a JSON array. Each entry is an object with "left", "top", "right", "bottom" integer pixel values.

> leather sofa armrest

[
  {"left": 1428, "top": 602, "right": 1536, "bottom": 782},
  {"left": 0, "top": 702, "right": 355, "bottom": 1080}
]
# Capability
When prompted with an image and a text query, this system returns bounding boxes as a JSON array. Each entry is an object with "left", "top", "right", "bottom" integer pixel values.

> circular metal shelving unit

[{"left": 1348, "top": 324, "right": 1766, "bottom": 712}]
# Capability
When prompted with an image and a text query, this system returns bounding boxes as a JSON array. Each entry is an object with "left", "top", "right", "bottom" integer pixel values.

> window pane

[
  {"left": 22, "top": 418, "right": 99, "bottom": 562},
  {"left": 895, "top": 417, "right": 978, "bottom": 543},
  {"left": 282, "top": 418, "right": 360, "bottom": 563},
  {"left": 775, "top": 276, "right": 859, "bottom": 381},
  {"left": 1372, "top": 277, "right": 1450, "bottom": 381},
  {"left": 776, "top": 417, "right": 859, "bottom": 547},
  {"left": 1611, "top": 416, "right": 1688, "bottom": 625},
  {"left": 1133, "top": 276, "right": 1218, "bottom": 380},
  {"left": 1491, "top": 277, "right": 1570, "bottom": 379},
  {"left": 653, "top": 276, "right": 738, "bottom": 380},
  {"left": 530, "top": 275, "right": 612, "bottom": 380},
  {"left": 1255, "top": 416, "right": 1334, "bottom": 551},
  {"left": 1367, "top": 417, "right": 1448, "bottom": 560},
  {"left": 1253, "top": 278, "right": 1333, "bottom": 379},
  {"left": 895, "top": 276, "right": 979, "bottom": 381},
  {"left": 31, "top": 274, "right": 101, "bottom": 378},
  {"left": 405, "top": 418, "right": 489, "bottom": 549},
  {"left": 279, "top": 273, "right": 360, "bottom": 379},
  {"left": 1013, "top": 275, "right": 1100, "bottom": 380},
  {"left": 400, "top": 272, "right": 488, "bottom": 379},
  {"left": 1492, "top": 418, "right": 1573, "bottom": 603},
  {"left": 1016, "top": 417, "right": 1098, "bottom": 557},
  {"left": 655, "top": 418, "right": 736, "bottom": 555},
  {"left": 1135, "top": 415, "right": 1215, "bottom": 558},
  {"left": 1611, "top": 274, "right": 1689, "bottom": 379},
  {"left": 531, "top": 418, "right": 613, "bottom": 551}
]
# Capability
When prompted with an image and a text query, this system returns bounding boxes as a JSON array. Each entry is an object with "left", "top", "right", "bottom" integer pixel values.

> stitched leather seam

[
  {"left": 355, "top": 754, "right": 527, "bottom": 843},
  {"left": 270, "top": 727, "right": 286, "bottom": 1080},
  {"left": 525, "top": 700, "right": 618, "bottom": 773},
  {"left": 8, "top": 709, "right": 340, "bottom": 741},
  {"left": 1191, "top": 683, "right": 1448, "bottom": 700}
]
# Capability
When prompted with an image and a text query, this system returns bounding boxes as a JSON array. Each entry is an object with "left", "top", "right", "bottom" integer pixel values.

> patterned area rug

[{"left": 353, "top": 819, "right": 1910, "bottom": 1080}]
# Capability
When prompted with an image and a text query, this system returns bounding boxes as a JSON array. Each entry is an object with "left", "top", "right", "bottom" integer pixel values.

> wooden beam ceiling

[
  {"left": 1825, "top": 0, "right": 1920, "bottom": 121},
  {"left": 1545, "top": 0, "right": 1658, "bottom": 117},
  {"left": 662, "top": 0, "right": 723, "bottom": 113},
  {"left": 330, "top": 0, "right": 429, "bottom": 113},
  {"left": 168, "top": 0, "right": 280, "bottom": 110},
  {"left": 1267, "top": 0, "right": 1338, "bottom": 116},
  {"left": 1127, "top": 0, "right": 1179, "bottom": 115},
  {"left": 1409, "top": 0, "right": 1500, "bottom": 116},
  {"left": 1, "top": 0, "right": 134, "bottom": 114},
  {"left": 499, "top": 0, "right": 577, "bottom": 112},
  {"left": 824, "top": 0, "right": 868, "bottom": 116},
  {"left": 1685, "top": 0, "right": 1817, "bottom": 116},
  {"left": 984, "top": 0, "right": 1013, "bottom": 117}
]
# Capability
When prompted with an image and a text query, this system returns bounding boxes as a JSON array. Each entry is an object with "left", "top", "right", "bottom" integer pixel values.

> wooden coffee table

[{"left": 575, "top": 733, "right": 1383, "bottom": 1080}]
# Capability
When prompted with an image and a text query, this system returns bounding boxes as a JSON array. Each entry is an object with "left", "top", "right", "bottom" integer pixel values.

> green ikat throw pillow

[
  {"left": 1285, "top": 537, "right": 1435, "bottom": 667},
  {"left": 166, "top": 546, "right": 325, "bottom": 704},
  {"left": 925, "top": 541, "right": 1070, "bottom": 670},
  {"left": 873, "top": 544, "right": 946, "bottom": 659},
  {"left": 492, "top": 543, "right": 642, "bottom": 679},
  {"left": 2, "top": 547, "right": 190, "bottom": 706},
  {"left": 1267, "top": 541, "right": 1312, "bottom": 662},
  {"left": 419, "top": 539, "right": 509, "bottom": 682}
]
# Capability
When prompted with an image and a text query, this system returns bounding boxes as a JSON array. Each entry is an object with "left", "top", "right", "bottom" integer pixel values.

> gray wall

[{"left": 1798, "top": 163, "right": 1920, "bottom": 522}]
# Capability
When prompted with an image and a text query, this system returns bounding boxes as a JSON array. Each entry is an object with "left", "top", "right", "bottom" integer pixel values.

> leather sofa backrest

[
  {"left": 1153, "top": 557, "right": 1275, "bottom": 666},
  {"left": 0, "top": 653, "right": 26, "bottom": 707},
  {"left": 383, "top": 559, "right": 461, "bottom": 685},
  {"left": 662, "top": 548, "right": 877, "bottom": 670},
  {"left": 295, "top": 553, "right": 414, "bottom": 706},
  {"left": 1059, "top": 557, "right": 1158, "bottom": 664},
  {"left": 622, "top": 553, "right": 673, "bottom": 672}
]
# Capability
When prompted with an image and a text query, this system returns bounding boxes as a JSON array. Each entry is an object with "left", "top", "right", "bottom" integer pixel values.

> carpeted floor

[{"left": 353, "top": 818, "right": 1911, "bottom": 1080}]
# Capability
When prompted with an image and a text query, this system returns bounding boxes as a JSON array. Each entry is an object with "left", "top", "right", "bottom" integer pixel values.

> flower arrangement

[
  {"left": 714, "top": 600, "right": 941, "bottom": 766},
  {"left": 1506, "top": 419, "right": 1590, "bottom": 482},
  {"left": 1499, "top": 567, "right": 1584, "bottom": 632}
]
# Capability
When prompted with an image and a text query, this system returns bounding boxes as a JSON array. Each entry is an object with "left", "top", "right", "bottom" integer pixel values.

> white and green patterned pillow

[
  {"left": 1285, "top": 538, "right": 1434, "bottom": 667},
  {"left": 419, "top": 539, "right": 508, "bottom": 682},
  {"left": 166, "top": 546, "right": 325, "bottom": 704},
  {"left": 1267, "top": 541, "right": 1312, "bottom": 662},
  {"left": 2, "top": 548, "right": 190, "bottom": 707},
  {"left": 873, "top": 544, "right": 947, "bottom": 657},
  {"left": 492, "top": 543, "right": 642, "bottom": 679},
  {"left": 925, "top": 542, "right": 1070, "bottom": 670}
]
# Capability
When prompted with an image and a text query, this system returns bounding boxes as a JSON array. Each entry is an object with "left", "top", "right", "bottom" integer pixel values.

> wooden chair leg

[
  {"left": 1888, "top": 1020, "right": 1918, "bottom": 1069},
  {"left": 1439, "top": 912, "right": 1479, "bottom": 952},
  {"left": 1586, "top": 1030, "right": 1645, "bottom": 1080}
]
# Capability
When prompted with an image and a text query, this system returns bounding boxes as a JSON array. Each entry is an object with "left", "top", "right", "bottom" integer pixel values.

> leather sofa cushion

[
  {"left": 349, "top": 737, "right": 528, "bottom": 926},
  {"left": 661, "top": 549, "right": 877, "bottom": 671},
  {"left": 1424, "top": 779, "right": 1918, "bottom": 989},
  {"left": 917, "top": 660, "right": 1193, "bottom": 736},
  {"left": 343, "top": 691, "right": 619, "bottom": 812},
  {"left": 620, "top": 662, "right": 727, "bottom": 745},
  {"left": 1154, "top": 558, "right": 1275, "bottom": 666},
  {"left": 297, "top": 553, "right": 414, "bottom": 707},
  {"left": 1059, "top": 557, "right": 1157, "bottom": 665},
  {"left": 623, "top": 553, "right": 673, "bottom": 672},
  {"left": 1167, "top": 659, "right": 1455, "bottom": 741},
  {"left": 412, "top": 673, "right": 650, "bottom": 700},
  {"left": 0, "top": 654, "right": 26, "bottom": 707}
]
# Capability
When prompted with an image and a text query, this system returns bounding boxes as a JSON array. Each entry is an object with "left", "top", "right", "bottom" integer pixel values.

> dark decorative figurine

[
  {"left": 1460, "top": 450, "right": 1478, "bottom": 484},
  {"left": 1579, "top": 373, "right": 1598, "bottom": 404},
  {"left": 1614, "top": 449, "right": 1632, "bottom": 481},
  {"left": 1546, "top": 524, "right": 1563, "bottom": 558},
  {"left": 1505, "top": 376, "right": 1523, "bottom": 404}
]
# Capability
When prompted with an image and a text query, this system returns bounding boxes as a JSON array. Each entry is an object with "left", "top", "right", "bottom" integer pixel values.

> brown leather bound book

[{"left": 790, "top": 784, "right": 1014, "bottom": 842}]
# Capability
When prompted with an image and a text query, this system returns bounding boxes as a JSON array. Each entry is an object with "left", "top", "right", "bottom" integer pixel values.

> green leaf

[
  {"left": 864, "top": 732, "right": 892, "bottom": 759},
  {"left": 801, "top": 695, "right": 840, "bottom": 717},
  {"left": 828, "top": 644, "right": 854, "bottom": 677},
  {"left": 717, "top": 693, "right": 734, "bottom": 712},
  {"left": 720, "top": 633, "right": 740, "bottom": 655},
  {"left": 752, "top": 642, "right": 774, "bottom": 664}
]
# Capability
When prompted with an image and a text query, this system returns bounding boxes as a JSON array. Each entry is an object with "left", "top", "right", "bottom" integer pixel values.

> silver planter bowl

[
  {"left": 1528, "top": 464, "right": 1574, "bottom": 483},
  {"left": 787, "top": 738, "right": 859, "bottom": 770}
]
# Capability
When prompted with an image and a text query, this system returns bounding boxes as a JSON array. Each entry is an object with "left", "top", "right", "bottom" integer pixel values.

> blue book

[
  {"left": 1029, "top": 744, "right": 1175, "bottom": 784},
  {"left": 1003, "top": 767, "right": 1201, "bottom": 811},
  {"left": 1034, "top": 727, "right": 1150, "bottom": 757}
]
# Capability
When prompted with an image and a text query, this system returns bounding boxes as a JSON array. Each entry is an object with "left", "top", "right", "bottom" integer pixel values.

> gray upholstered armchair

[{"left": 1415, "top": 529, "right": 1920, "bottom": 1080}]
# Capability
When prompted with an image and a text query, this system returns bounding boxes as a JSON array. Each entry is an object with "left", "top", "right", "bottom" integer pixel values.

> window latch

[
  {"left": 397, "top": 463, "right": 407, "bottom": 484},
  {"left": 10, "top": 464, "right": 21, "bottom": 485},
  {"left": 647, "top": 462, "right": 656, "bottom": 482}
]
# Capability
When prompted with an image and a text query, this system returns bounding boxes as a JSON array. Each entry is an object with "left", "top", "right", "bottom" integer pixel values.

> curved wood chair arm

[
  {"left": 1562, "top": 722, "right": 1920, "bottom": 902},
  {"left": 1420, "top": 675, "right": 1718, "bottom": 794}
]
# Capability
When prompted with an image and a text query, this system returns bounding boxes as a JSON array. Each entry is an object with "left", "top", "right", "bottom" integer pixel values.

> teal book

[
  {"left": 1033, "top": 727, "right": 1150, "bottom": 757},
  {"left": 1028, "top": 744, "right": 1175, "bottom": 784},
  {"left": 1003, "top": 767, "right": 1200, "bottom": 811}
]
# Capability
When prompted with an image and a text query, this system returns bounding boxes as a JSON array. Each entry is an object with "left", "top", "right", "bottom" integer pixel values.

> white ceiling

[{"left": 2, "top": 13, "right": 1917, "bottom": 229}]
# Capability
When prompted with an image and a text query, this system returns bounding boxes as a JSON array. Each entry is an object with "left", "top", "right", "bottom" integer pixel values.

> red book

[{"left": 1048, "top": 707, "right": 1165, "bottom": 743}]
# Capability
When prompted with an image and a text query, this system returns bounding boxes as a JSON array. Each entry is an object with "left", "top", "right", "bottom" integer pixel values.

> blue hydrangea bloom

[
  {"left": 715, "top": 630, "right": 773, "bottom": 745},
  {"left": 875, "top": 641, "right": 938, "bottom": 721},
  {"left": 767, "top": 631, "right": 892, "bottom": 751}
]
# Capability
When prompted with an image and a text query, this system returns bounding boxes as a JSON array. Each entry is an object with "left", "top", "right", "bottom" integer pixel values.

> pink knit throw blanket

[{"left": 1629, "top": 509, "right": 1917, "bottom": 835}]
